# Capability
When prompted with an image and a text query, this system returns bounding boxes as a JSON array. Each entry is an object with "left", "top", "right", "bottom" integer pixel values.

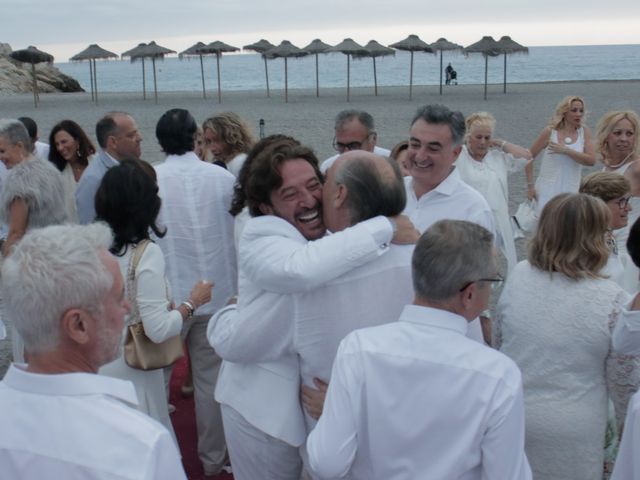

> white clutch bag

[{"left": 512, "top": 199, "right": 538, "bottom": 238}]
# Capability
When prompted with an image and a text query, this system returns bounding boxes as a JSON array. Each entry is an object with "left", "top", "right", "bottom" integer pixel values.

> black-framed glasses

[
  {"left": 611, "top": 195, "right": 632, "bottom": 209},
  {"left": 332, "top": 132, "right": 374, "bottom": 152},
  {"left": 459, "top": 273, "right": 505, "bottom": 292}
]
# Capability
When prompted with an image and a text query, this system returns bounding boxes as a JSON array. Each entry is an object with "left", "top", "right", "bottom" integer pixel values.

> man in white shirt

[
  {"left": 154, "top": 108, "right": 237, "bottom": 477},
  {"left": 320, "top": 109, "right": 391, "bottom": 173},
  {"left": 307, "top": 220, "right": 532, "bottom": 480},
  {"left": 76, "top": 112, "right": 142, "bottom": 224},
  {"left": 0, "top": 223, "right": 185, "bottom": 480},
  {"left": 17, "top": 116, "right": 49, "bottom": 160},
  {"left": 208, "top": 137, "right": 418, "bottom": 480}
]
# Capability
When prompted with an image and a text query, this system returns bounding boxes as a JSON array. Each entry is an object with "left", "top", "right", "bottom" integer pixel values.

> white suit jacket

[{"left": 210, "top": 214, "right": 393, "bottom": 446}]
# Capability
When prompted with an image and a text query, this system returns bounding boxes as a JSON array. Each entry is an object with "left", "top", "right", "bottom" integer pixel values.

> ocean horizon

[{"left": 56, "top": 44, "right": 640, "bottom": 95}]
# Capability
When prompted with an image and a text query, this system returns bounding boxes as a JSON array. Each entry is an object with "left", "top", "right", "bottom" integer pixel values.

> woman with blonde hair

[
  {"left": 202, "top": 112, "right": 255, "bottom": 176},
  {"left": 527, "top": 96, "right": 596, "bottom": 213},
  {"left": 495, "top": 193, "right": 634, "bottom": 480},
  {"left": 456, "top": 111, "right": 532, "bottom": 271}
]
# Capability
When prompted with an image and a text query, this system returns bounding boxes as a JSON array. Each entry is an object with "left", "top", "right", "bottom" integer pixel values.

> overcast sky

[{"left": 4, "top": 0, "right": 640, "bottom": 61}]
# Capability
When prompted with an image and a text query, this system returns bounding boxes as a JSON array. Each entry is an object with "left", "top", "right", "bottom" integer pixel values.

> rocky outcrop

[{"left": 0, "top": 43, "right": 83, "bottom": 94}]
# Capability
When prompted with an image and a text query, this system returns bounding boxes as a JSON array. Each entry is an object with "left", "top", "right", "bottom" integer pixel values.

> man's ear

[
  {"left": 259, "top": 203, "right": 274, "bottom": 216},
  {"left": 452, "top": 144, "right": 463, "bottom": 160},
  {"left": 459, "top": 281, "right": 476, "bottom": 311},
  {"left": 334, "top": 184, "right": 348, "bottom": 209},
  {"left": 61, "top": 308, "right": 92, "bottom": 346}
]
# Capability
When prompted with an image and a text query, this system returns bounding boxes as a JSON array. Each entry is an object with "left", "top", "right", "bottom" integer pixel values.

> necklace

[{"left": 604, "top": 152, "right": 633, "bottom": 170}]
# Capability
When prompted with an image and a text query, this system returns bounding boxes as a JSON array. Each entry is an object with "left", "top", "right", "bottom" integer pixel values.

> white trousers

[{"left": 221, "top": 403, "right": 303, "bottom": 480}]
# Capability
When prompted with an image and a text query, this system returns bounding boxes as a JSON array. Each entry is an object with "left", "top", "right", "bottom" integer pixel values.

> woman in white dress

[
  {"left": 456, "top": 112, "right": 532, "bottom": 272},
  {"left": 527, "top": 96, "right": 596, "bottom": 214},
  {"left": 48, "top": 120, "right": 96, "bottom": 223},
  {"left": 95, "top": 159, "right": 212, "bottom": 439},
  {"left": 202, "top": 112, "right": 255, "bottom": 177},
  {"left": 494, "top": 193, "right": 636, "bottom": 480}
]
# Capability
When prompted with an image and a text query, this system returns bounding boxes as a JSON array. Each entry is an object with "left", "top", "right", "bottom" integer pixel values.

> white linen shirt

[
  {"left": 403, "top": 167, "right": 495, "bottom": 235},
  {"left": 612, "top": 296, "right": 640, "bottom": 355},
  {"left": 0, "top": 364, "right": 185, "bottom": 480},
  {"left": 612, "top": 390, "right": 640, "bottom": 480},
  {"left": 154, "top": 152, "right": 237, "bottom": 315},
  {"left": 306, "top": 305, "right": 532, "bottom": 480}
]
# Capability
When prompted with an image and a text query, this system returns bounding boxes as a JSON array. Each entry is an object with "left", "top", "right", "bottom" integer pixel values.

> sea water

[{"left": 57, "top": 44, "right": 640, "bottom": 94}]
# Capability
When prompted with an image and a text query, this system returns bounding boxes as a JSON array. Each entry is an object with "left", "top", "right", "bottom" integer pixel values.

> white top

[
  {"left": 456, "top": 146, "right": 528, "bottom": 271},
  {"left": 320, "top": 146, "right": 391, "bottom": 173},
  {"left": 535, "top": 127, "right": 585, "bottom": 214},
  {"left": 211, "top": 214, "right": 394, "bottom": 447},
  {"left": 612, "top": 296, "right": 640, "bottom": 355},
  {"left": 154, "top": 152, "right": 238, "bottom": 315},
  {"left": 612, "top": 390, "right": 640, "bottom": 480},
  {"left": 33, "top": 141, "right": 50, "bottom": 161},
  {"left": 226, "top": 152, "right": 247, "bottom": 177},
  {"left": 306, "top": 305, "right": 531, "bottom": 480},
  {"left": 61, "top": 162, "right": 81, "bottom": 223},
  {"left": 0, "top": 364, "right": 186, "bottom": 480},
  {"left": 99, "top": 242, "right": 182, "bottom": 435},
  {"left": 496, "top": 261, "right": 628, "bottom": 479},
  {"left": 403, "top": 167, "right": 495, "bottom": 236}
]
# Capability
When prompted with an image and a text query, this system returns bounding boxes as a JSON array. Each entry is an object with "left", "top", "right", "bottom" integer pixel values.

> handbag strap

[{"left": 126, "top": 239, "right": 151, "bottom": 326}]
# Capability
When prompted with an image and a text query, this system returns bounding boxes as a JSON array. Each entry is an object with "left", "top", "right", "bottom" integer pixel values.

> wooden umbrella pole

[
  {"left": 439, "top": 51, "right": 443, "bottom": 96},
  {"left": 315, "top": 53, "right": 320, "bottom": 97},
  {"left": 484, "top": 55, "right": 488, "bottom": 100},
  {"left": 373, "top": 57, "right": 378, "bottom": 96},
  {"left": 347, "top": 54, "right": 351, "bottom": 102},
  {"left": 93, "top": 59, "right": 99, "bottom": 105},
  {"left": 285, "top": 57, "right": 289, "bottom": 103},
  {"left": 263, "top": 56, "right": 270, "bottom": 98},
  {"left": 199, "top": 54, "right": 206, "bottom": 99},
  {"left": 216, "top": 53, "right": 222, "bottom": 104},
  {"left": 409, "top": 51, "right": 414, "bottom": 100},
  {"left": 503, "top": 53, "right": 507, "bottom": 94},
  {"left": 31, "top": 63, "right": 38, "bottom": 108},
  {"left": 152, "top": 57, "right": 158, "bottom": 104},
  {"left": 88, "top": 61, "right": 95, "bottom": 102},
  {"left": 142, "top": 58, "right": 146, "bottom": 100}
]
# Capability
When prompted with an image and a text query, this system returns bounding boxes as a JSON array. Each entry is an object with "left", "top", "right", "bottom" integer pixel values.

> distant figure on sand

[
  {"left": 321, "top": 109, "right": 391, "bottom": 173},
  {"left": 527, "top": 96, "right": 596, "bottom": 214},
  {"left": 445, "top": 63, "right": 457, "bottom": 85}
]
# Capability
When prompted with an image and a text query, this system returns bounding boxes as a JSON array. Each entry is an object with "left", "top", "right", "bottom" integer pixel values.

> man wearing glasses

[
  {"left": 306, "top": 220, "right": 531, "bottom": 480},
  {"left": 320, "top": 109, "right": 390, "bottom": 173}
]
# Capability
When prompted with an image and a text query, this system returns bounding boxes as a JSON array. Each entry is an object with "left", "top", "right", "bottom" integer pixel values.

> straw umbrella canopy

[
  {"left": 352, "top": 40, "right": 395, "bottom": 97},
  {"left": 388, "top": 34, "right": 434, "bottom": 100},
  {"left": 264, "top": 41, "right": 308, "bottom": 103},
  {"left": 464, "top": 36, "right": 502, "bottom": 100},
  {"left": 429, "top": 38, "right": 463, "bottom": 95},
  {"left": 243, "top": 39, "right": 276, "bottom": 97},
  {"left": 179, "top": 42, "right": 211, "bottom": 99},
  {"left": 70, "top": 44, "right": 118, "bottom": 104},
  {"left": 196, "top": 41, "right": 239, "bottom": 104},
  {"left": 328, "top": 38, "right": 368, "bottom": 102},
  {"left": 9, "top": 46, "right": 54, "bottom": 107},
  {"left": 122, "top": 41, "right": 176, "bottom": 103},
  {"left": 301, "top": 39, "right": 332, "bottom": 97},
  {"left": 496, "top": 36, "right": 529, "bottom": 93}
]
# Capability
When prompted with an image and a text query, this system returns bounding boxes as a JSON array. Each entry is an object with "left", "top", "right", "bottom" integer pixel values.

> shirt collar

[
  {"left": 2, "top": 364, "right": 139, "bottom": 407},
  {"left": 164, "top": 152, "right": 201, "bottom": 163},
  {"left": 399, "top": 304, "right": 469, "bottom": 335},
  {"left": 100, "top": 150, "right": 120, "bottom": 167},
  {"left": 408, "top": 167, "right": 461, "bottom": 199}
]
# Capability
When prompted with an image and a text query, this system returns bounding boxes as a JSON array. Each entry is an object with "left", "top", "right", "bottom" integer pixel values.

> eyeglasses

[
  {"left": 459, "top": 273, "right": 504, "bottom": 292},
  {"left": 611, "top": 196, "right": 632, "bottom": 209},
  {"left": 332, "top": 132, "right": 374, "bottom": 152}
]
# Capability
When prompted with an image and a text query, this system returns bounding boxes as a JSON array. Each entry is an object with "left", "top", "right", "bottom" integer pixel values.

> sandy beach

[{"left": 1, "top": 79, "right": 639, "bottom": 373}]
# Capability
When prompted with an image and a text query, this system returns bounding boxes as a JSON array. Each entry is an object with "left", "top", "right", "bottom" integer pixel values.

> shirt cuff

[{"left": 360, "top": 216, "right": 393, "bottom": 251}]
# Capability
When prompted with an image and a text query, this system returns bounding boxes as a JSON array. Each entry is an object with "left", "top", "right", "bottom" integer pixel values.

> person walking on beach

[
  {"left": 0, "top": 223, "right": 186, "bottom": 480},
  {"left": 154, "top": 108, "right": 237, "bottom": 477},
  {"left": 76, "top": 112, "right": 142, "bottom": 224},
  {"left": 321, "top": 109, "right": 391, "bottom": 173},
  {"left": 306, "top": 220, "right": 532, "bottom": 480},
  {"left": 445, "top": 62, "right": 454, "bottom": 85}
]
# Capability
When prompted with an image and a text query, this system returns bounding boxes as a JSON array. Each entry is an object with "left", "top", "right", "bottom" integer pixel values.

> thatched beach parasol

[
  {"left": 464, "top": 36, "right": 502, "bottom": 100},
  {"left": 122, "top": 41, "right": 175, "bottom": 104},
  {"left": 197, "top": 41, "right": 239, "bottom": 104},
  {"left": 179, "top": 42, "right": 210, "bottom": 99},
  {"left": 264, "top": 41, "right": 308, "bottom": 103},
  {"left": 70, "top": 44, "right": 118, "bottom": 104},
  {"left": 497, "top": 36, "right": 529, "bottom": 94},
  {"left": 243, "top": 39, "right": 276, "bottom": 98},
  {"left": 389, "top": 34, "right": 434, "bottom": 100},
  {"left": 353, "top": 40, "right": 395, "bottom": 97},
  {"left": 329, "top": 38, "right": 368, "bottom": 102},
  {"left": 429, "top": 38, "right": 463, "bottom": 95},
  {"left": 301, "top": 39, "right": 332, "bottom": 97},
  {"left": 9, "top": 46, "right": 54, "bottom": 107}
]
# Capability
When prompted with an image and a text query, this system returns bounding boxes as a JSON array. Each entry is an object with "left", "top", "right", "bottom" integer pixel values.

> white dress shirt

[
  {"left": 612, "top": 390, "right": 640, "bottom": 480},
  {"left": 0, "top": 364, "right": 185, "bottom": 480},
  {"left": 154, "top": 152, "right": 237, "bottom": 315},
  {"left": 211, "top": 214, "right": 394, "bottom": 447},
  {"left": 612, "top": 296, "right": 640, "bottom": 355},
  {"left": 321, "top": 146, "right": 391, "bottom": 174},
  {"left": 306, "top": 305, "right": 531, "bottom": 480}
]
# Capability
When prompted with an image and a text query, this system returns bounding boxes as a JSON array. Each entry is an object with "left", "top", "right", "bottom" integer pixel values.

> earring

[{"left": 76, "top": 148, "right": 81, "bottom": 158}]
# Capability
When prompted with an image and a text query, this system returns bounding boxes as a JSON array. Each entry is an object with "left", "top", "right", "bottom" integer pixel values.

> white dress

[
  {"left": 456, "top": 146, "right": 528, "bottom": 272},
  {"left": 60, "top": 163, "right": 80, "bottom": 223},
  {"left": 99, "top": 242, "right": 182, "bottom": 442},
  {"left": 535, "top": 127, "right": 585, "bottom": 214},
  {"left": 495, "top": 261, "right": 633, "bottom": 480}
]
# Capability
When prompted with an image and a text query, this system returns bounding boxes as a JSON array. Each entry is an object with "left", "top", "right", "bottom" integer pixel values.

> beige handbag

[{"left": 123, "top": 239, "right": 184, "bottom": 370}]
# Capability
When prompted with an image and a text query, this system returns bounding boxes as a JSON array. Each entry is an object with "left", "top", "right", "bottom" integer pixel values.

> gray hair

[
  {"left": 0, "top": 118, "right": 32, "bottom": 153},
  {"left": 411, "top": 104, "right": 466, "bottom": 146},
  {"left": 1, "top": 223, "right": 114, "bottom": 353},
  {"left": 334, "top": 155, "right": 406, "bottom": 224},
  {"left": 96, "top": 111, "right": 130, "bottom": 149},
  {"left": 412, "top": 220, "right": 494, "bottom": 302},
  {"left": 334, "top": 109, "right": 375, "bottom": 133}
]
